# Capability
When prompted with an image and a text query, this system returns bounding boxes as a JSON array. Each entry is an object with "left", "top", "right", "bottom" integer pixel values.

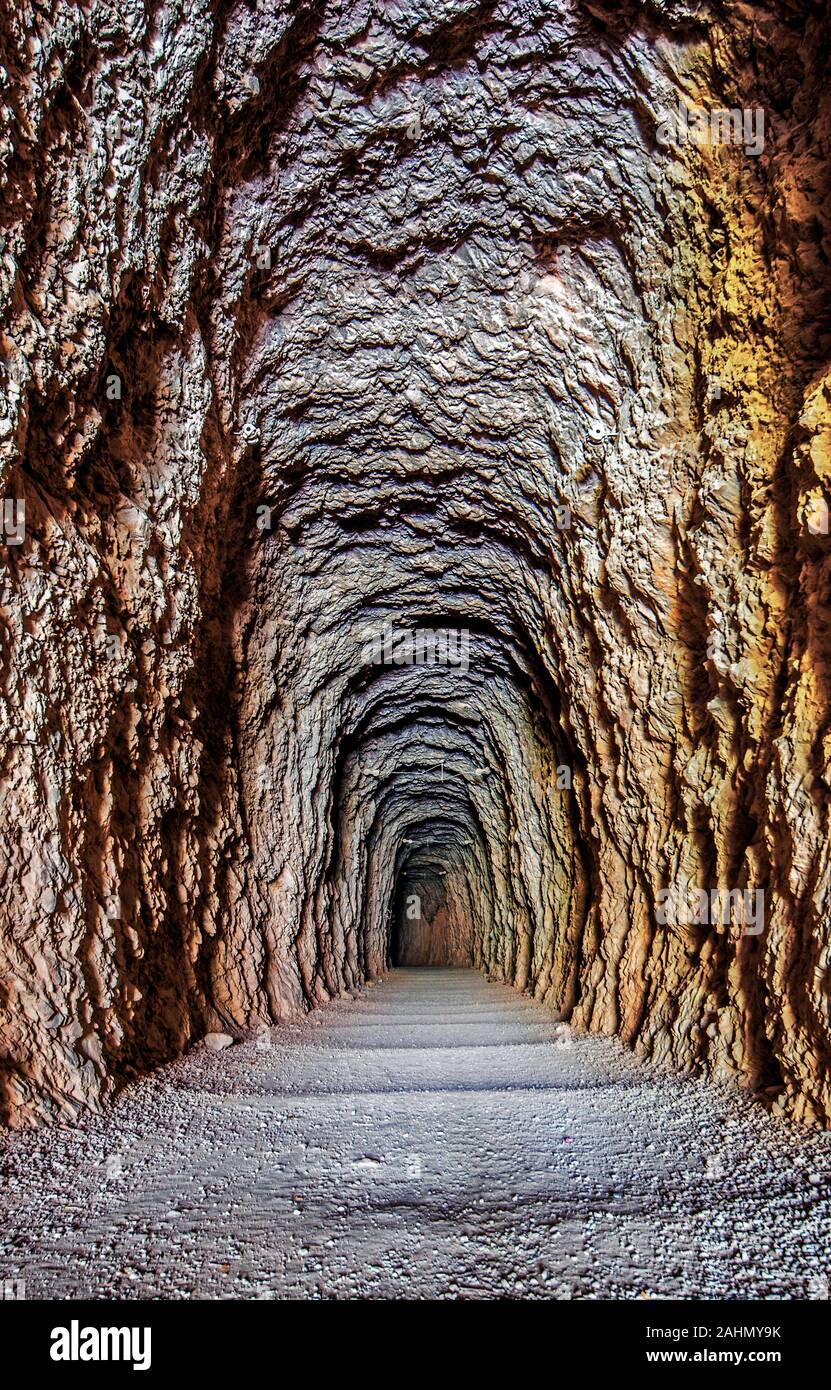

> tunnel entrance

[
  {"left": 390, "top": 851, "right": 474, "bottom": 968},
  {"left": 391, "top": 875, "right": 466, "bottom": 967}
]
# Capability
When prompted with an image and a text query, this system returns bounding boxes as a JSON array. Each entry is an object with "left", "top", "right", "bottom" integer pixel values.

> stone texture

[{"left": 1, "top": 0, "right": 831, "bottom": 1128}]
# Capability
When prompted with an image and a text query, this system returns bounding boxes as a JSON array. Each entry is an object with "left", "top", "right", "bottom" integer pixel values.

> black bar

[{"left": 2, "top": 1297, "right": 820, "bottom": 1378}]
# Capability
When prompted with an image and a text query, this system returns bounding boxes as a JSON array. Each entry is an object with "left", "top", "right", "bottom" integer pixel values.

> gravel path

[{"left": 1, "top": 967, "right": 829, "bottom": 1300}]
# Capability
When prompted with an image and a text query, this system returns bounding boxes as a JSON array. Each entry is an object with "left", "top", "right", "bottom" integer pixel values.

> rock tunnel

[{"left": 1, "top": 0, "right": 831, "bottom": 1305}]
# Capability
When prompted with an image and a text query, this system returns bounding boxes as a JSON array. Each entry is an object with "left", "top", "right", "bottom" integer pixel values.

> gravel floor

[{"left": 1, "top": 967, "right": 829, "bottom": 1300}]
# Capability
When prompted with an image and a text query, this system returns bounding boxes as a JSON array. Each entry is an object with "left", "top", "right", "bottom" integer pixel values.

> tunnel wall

[{"left": 2, "top": 0, "right": 831, "bottom": 1127}]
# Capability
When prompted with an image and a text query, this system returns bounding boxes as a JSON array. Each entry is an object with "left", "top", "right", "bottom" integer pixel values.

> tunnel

[{"left": 1, "top": 0, "right": 831, "bottom": 1305}]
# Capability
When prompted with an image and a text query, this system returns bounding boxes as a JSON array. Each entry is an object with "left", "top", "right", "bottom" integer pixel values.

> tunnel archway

[
  {"left": 1, "top": 0, "right": 831, "bottom": 1145},
  {"left": 388, "top": 813, "right": 480, "bottom": 967},
  {"left": 4, "top": 0, "right": 831, "bottom": 1320}
]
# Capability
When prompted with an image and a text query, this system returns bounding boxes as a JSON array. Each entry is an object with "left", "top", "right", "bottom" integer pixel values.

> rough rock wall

[{"left": 1, "top": 0, "right": 831, "bottom": 1128}]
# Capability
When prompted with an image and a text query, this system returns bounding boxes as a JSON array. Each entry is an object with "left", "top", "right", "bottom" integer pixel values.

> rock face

[{"left": 1, "top": 0, "right": 831, "bottom": 1128}]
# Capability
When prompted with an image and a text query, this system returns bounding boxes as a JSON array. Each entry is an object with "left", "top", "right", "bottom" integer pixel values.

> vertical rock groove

[{"left": 1, "top": 0, "right": 831, "bottom": 1129}]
